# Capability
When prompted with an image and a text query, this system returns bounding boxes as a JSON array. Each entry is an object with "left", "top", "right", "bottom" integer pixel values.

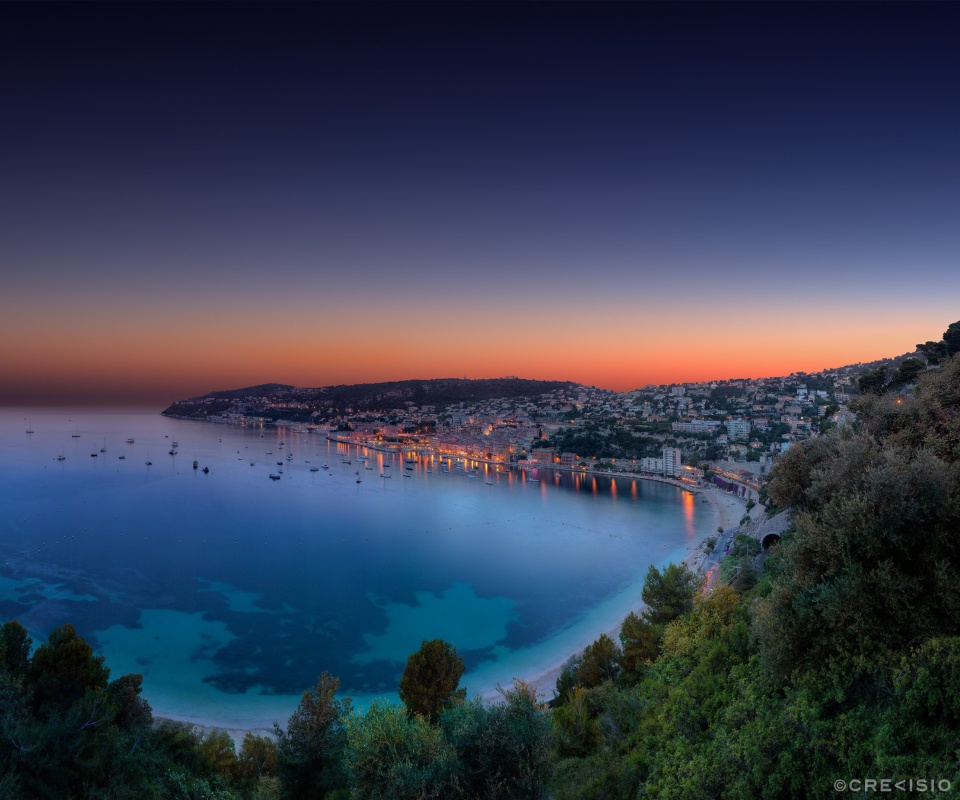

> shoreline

[
  {"left": 478, "top": 486, "right": 746, "bottom": 703},
  {"left": 152, "top": 487, "right": 747, "bottom": 734}
]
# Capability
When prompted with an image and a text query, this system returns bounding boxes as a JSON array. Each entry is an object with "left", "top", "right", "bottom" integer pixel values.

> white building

[
  {"left": 725, "top": 418, "right": 751, "bottom": 440},
  {"left": 662, "top": 447, "right": 681, "bottom": 477}
]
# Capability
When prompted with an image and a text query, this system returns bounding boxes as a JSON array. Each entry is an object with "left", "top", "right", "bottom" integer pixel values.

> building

[
  {"left": 662, "top": 447, "right": 681, "bottom": 477},
  {"left": 671, "top": 419, "right": 721, "bottom": 434},
  {"left": 640, "top": 456, "right": 663, "bottom": 472},
  {"left": 725, "top": 418, "right": 751, "bottom": 440},
  {"left": 560, "top": 452, "right": 578, "bottom": 468}
]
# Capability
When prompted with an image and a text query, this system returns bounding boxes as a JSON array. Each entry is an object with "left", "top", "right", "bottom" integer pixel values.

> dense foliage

[
  {"left": 6, "top": 354, "right": 960, "bottom": 797},
  {"left": 548, "top": 353, "right": 960, "bottom": 799}
]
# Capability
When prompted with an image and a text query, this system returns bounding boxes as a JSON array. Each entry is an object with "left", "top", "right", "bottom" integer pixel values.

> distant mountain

[{"left": 162, "top": 377, "right": 584, "bottom": 421}]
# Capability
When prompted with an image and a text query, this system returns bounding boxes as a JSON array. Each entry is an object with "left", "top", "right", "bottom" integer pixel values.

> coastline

[
  {"left": 154, "top": 486, "right": 747, "bottom": 734},
  {"left": 478, "top": 486, "right": 747, "bottom": 703}
]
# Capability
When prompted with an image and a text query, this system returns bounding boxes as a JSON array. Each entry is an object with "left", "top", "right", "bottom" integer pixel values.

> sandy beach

[
  {"left": 158, "top": 482, "right": 748, "bottom": 730},
  {"left": 481, "top": 485, "right": 747, "bottom": 703}
]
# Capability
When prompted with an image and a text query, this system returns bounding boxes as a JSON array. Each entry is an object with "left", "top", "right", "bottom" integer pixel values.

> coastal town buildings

[{"left": 165, "top": 356, "right": 887, "bottom": 500}]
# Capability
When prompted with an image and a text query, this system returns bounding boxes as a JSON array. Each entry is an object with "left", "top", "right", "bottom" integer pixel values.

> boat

[
  {"left": 72, "top": 426, "right": 80, "bottom": 438},
  {"left": 193, "top": 460, "right": 199, "bottom": 469},
  {"left": 126, "top": 438, "right": 134, "bottom": 444},
  {"left": 356, "top": 477, "right": 362, "bottom": 483},
  {"left": 277, "top": 461, "right": 283, "bottom": 466},
  {"left": 310, "top": 465, "right": 319, "bottom": 472},
  {"left": 381, "top": 473, "right": 391, "bottom": 479},
  {"left": 169, "top": 449, "right": 177, "bottom": 455},
  {"left": 90, "top": 452, "right": 97, "bottom": 457},
  {"left": 485, "top": 481, "right": 494, "bottom": 485},
  {"left": 26, "top": 420, "right": 34, "bottom": 434},
  {"left": 365, "top": 466, "right": 373, "bottom": 470},
  {"left": 321, "top": 464, "right": 329, "bottom": 470},
  {"left": 405, "top": 466, "right": 414, "bottom": 471},
  {"left": 202, "top": 466, "right": 209, "bottom": 473},
  {"left": 269, "top": 473, "right": 281, "bottom": 481},
  {"left": 118, "top": 455, "right": 125, "bottom": 460},
  {"left": 172, "top": 441, "right": 178, "bottom": 447},
  {"left": 403, "top": 474, "right": 411, "bottom": 478},
  {"left": 56, "top": 454, "right": 65, "bottom": 462},
  {"left": 286, "top": 453, "right": 293, "bottom": 461}
]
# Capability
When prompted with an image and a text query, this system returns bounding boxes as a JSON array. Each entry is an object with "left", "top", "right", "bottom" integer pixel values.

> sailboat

[
  {"left": 145, "top": 451, "right": 152, "bottom": 466},
  {"left": 72, "top": 425, "right": 80, "bottom": 438},
  {"left": 26, "top": 419, "right": 34, "bottom": 434}
]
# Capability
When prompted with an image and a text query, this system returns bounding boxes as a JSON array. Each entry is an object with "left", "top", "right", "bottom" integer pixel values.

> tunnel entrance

[{"left": 761, "top": 533, "right": 781, "bottom": 549}]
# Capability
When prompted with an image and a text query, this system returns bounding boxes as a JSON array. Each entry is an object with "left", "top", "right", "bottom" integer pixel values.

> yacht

[
  {"left": 202, "top": 466, "right": 210, "bottom": 474},
  {"left": 193, "top": 460, "right": 199, "bottom": 469},
  {"left": 126, "top": 438, "right": 135, "bottom": 444}
]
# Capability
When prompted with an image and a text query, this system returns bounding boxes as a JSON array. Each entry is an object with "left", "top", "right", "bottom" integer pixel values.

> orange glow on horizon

[{"left": 1, "top": 300, "right": 949, "bottom": 405}]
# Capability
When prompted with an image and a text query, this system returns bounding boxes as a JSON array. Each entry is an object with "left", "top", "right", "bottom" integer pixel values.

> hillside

[{"left": 162, "top": 377, "right": 584, "bottom": 422}]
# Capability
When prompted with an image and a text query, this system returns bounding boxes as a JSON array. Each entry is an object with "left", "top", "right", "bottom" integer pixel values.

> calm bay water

[{"left": 0, "top": 409, "right": 714, "bottom": 727}]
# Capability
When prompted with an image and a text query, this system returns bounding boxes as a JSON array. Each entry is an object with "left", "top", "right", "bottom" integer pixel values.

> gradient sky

[{"left": 2, "top": 2, "right": 959, "bottom": 405}]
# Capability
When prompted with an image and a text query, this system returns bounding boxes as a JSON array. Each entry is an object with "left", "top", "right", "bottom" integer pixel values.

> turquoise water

[{"left": 0, "top": 409, "right": 713, "bottom": 727}]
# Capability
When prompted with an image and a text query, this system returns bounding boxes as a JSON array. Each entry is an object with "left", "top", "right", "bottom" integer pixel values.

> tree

[
  {"left": 440, "top": 680, "right": 553, "bottom": 799},
  {"left": 576, "top": 633, "right": 621, "bottom": 688},
  {"left": 916, "top": 340, "right": 945, "bottom": 365},
  {"left": 640, "top": 563, "right": 700, "bottom": 627},
  {"left": 943, "top": 320, "right": 960, "bottom": 356},
  {"left": 619, "top": 611, "right": 660, "bottom": 676},
  {"left": 857, "top": 366, "right": 888, "bottom": 395},
  {"left": 239, "top": 732, "right": 278, "bottom": 779},
  {"left": 26, "top": 623, "right": 110, "bottom": 719},
  {"left": 887, "top": 357, "right": 925, "bottom": 391},
  {"left": 0, "top": 620, "right": 31, "bottom": 678},
  {"left": 345, "top": 701, "right": 459, "bottom": 800},
  {"left": 275, "top": 672, "right": 350, "bottom": 798},
  {"left": 398, "top": 639, "right": 466, "bottom": 722}
]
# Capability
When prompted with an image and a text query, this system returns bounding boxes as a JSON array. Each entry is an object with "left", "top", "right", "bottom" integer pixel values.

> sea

[{"left": 0, "top": 408, "right": 715, "bottom": 729}]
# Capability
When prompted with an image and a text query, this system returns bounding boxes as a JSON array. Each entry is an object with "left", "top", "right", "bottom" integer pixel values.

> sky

[{"left": 2, "top": 2, "right": 959, "bottom": 406}]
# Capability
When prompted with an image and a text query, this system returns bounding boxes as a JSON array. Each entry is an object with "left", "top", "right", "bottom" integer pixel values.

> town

[{"left": 162, "top": 356, "right": 887, "bottom": 503}]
